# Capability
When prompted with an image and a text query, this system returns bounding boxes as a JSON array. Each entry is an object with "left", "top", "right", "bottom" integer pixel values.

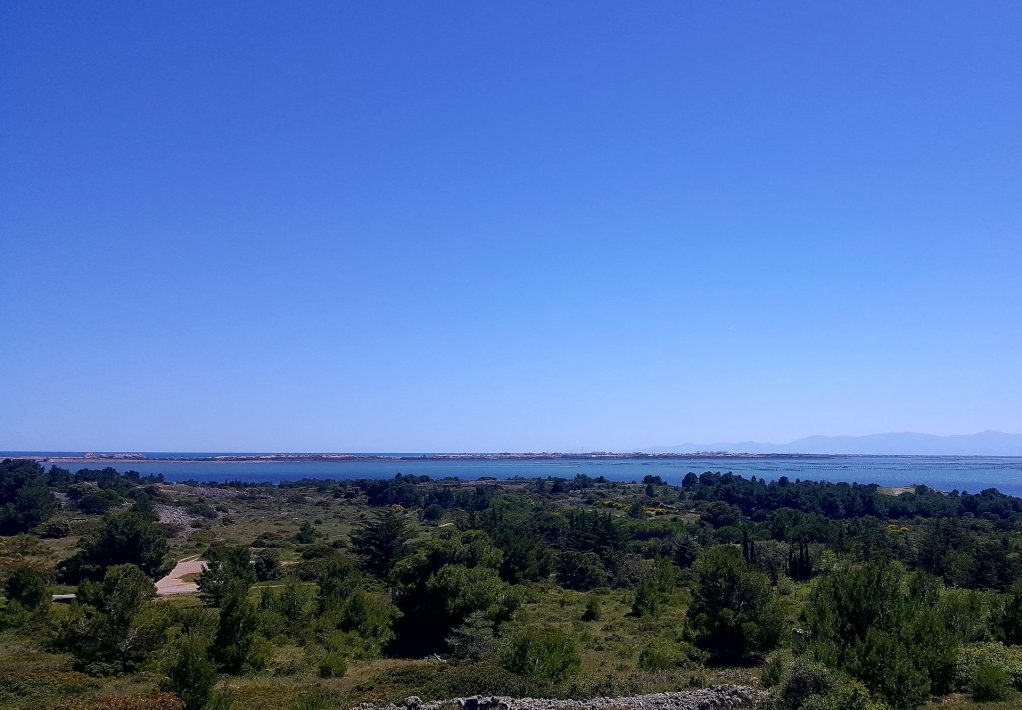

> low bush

[
  {"left": 501, "top": 627, "right": 581, "bottom": 682},
  {"left": 162, "top": 636, "right": 217, "bottom": 710},
  {"left": 954, "top": 642, "right": 1022, "bottom": 691},
  {"left": 348, "top": 661, "right": 544, "bottom": 704},
  {"left": 971, "top": 664, "right": 1014, "bottom": 703},
  {"left": 267, "top": 644, "right": 306, "bottom": 677},
  {"left": 317, "top": 652, "right": 347, "bottom": 679},
  {"left": 768, "top": 657, "right": 888, "bottom": 710},
  {"left": 251, "top": 532, "right": 287, "bottom": 548},
  {"left": 52, "top": 693, "right": 186, "bottom": 710},
  {"left": 39, "top": 520, "right": 72, "bottom": 538},
  {"left": 637, "top": 637, "right": 688, "bottom": 672},
  {"left": 826, "top": 680, "right": 887, "bottom": 710},
  {"left": 253, "top": 549, "right": 282, "bottom": 581},
  {"left": 761, "top": 650, "right": 791, "bottom": 689},
  {"left": 0, "top": 651, "right": 101, "bottom": 710},
  {"left": 772, "top": 658, "right": 836, "bottom": 710},
  {"left": 3, "top": 564, "right": 49, "bottom": 610}
]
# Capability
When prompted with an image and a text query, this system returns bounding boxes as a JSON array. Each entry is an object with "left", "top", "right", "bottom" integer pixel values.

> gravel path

[
  {"left": 155, "top": 556, "right": 206, "bottom": 595},
  {"left": 51, "top": 556, "right": 208, "bottom": 602}
]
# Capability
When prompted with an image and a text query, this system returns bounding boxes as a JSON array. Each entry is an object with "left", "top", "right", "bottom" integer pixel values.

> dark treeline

[
  {"left": 681, "top": 471, "right": 1022, "bottom": 525},
  {"left": 1, "top": 459, "right": 163, "bottom": 534}
]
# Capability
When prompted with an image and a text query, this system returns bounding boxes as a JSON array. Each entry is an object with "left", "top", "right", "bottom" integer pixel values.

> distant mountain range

[{"left": 648, "top": 431, "right": 1022, "bottom": 456}]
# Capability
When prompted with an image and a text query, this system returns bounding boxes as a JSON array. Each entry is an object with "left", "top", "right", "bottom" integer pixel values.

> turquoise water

[{"left": 16, "top": 454, "right": 1022, "bottom": 497}]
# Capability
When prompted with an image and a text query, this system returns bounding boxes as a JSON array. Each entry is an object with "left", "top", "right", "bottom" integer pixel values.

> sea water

[{"left": 9, "top": 454, "right": 1022, "bottom": 497}]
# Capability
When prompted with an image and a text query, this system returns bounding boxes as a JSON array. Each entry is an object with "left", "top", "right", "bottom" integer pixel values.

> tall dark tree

[
  {"left": 806, "top": 562, "right": 959, "bottom": 708},
  {"left": 54, "top": 564, "right": 158, "bottom": 675},
  {"left": 999, "top": 582, "right": 1022, "bottom": 645},
  {"left": 211, "top": 583, "right": 259, "bottom": 673},
  {"left": 967, "top": 537, "right": 1017, "bottom": 590},
  {"left": 686, "top": 546, "right": 784, "bottom": 663},
  {"left": 787, "top": 538, "right": 814, "bottom": 581},
  {"left": 198, "top": 543, "right": 255, "bottom": 607},
  {"left": 631, "top": 558, "right": 676, "bottom": 617},
  {"left": 350, "top": 508, "right": 412, "bottom": 578},
  {"left": 164, "top": 635, "right": 218, "bottom": 710},
  {"left": 58, "top": 509, "right": 169, "bottom": 582},
  {"left": 389, "top": 529, "right": 517, "bottom": 653},
  {"left": 3, "top": 563, "right": 50, "bottom": 610},
  {"left": 0, "top": 459, "right": 58, "bottom": 534}
]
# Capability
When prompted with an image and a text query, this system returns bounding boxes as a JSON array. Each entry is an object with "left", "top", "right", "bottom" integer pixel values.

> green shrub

[
  {"left": 246, "top": 635, "right": 274, "bottom": 671},
  {"left": 205, "top": 690, "right": 234, "bottom": 710},
  {"left": 773, "top": 658, "right": 836, "bottom": 710},
  {"left": 198, "top": 544, "right": 255, "bottom": 608},
  {"left": 267, "top": 644, "right": 306, "bottom": 677},
  {"left": 938, "top": 588, "right": 998, "bottom": 644},
  {"left": 631, "top": 560, "right": 676, "bottom": 618},
  {"left": 762, "top": 650, "right": 791, "bottom": 689},
  {"left": 39, "top": 520, "right": 72, "bottom": 538},
  {"left": 1001, "top": 583, "right": 1022, "bottom": 645},
  {"left": 826, "top": 680, "right": 887, "bottom": 710},
  {"left": 637, "top": 637, "right": 688, "bottom": 672},
  {"left": 445, "top": 611, "right": 498, "bottom": 663},
  {"left": 501, "top": 627, "right": 581, "bottom": 682},
  {"left": 162, "top": 635, "right": 217, "bottom": 710},
  {"left": 53, "top": 564, "right": 159, "bottom": 675},
  {"left": 972, "top": 664, "right": 1014, "bottom": 702},
  {"left": 423, "top": 504, "right": 444, "bottom": 522},
  {"left": 318, "top": 652, "right": 347, "bottom": 679},
  {"left": 210, "top": 586, "right": 260, "bottom": 673},
  {"left": 581, "top": 596, "right": 601, "bottom": 622},
  {"left": 686, "top": 546, "right": 784, "bottom": 663},
  {"left": 338, "top": 590, "right": 397, "bottom": 657},
  {"left": 3, "top": 564, "right": 49, "bottom": 610},
  {"left": 295, "top": 521, "right": 321, "bottom": 544},
  {"left": 252, "top": 549, "right": 282, "bottom": 582},
  {"left": 348, "top": 661, "right": 542, "bottom": 703},
  {"left": 841, "top": 627, "right": 932, "bottom": 709},
  {"left": 555, "top": 551, "right": 610, "bottom": 591},
  {"left": 0, "top": 599, "right": 33, "bottom": 631},
  {"left": 806, "top": 562, "right": 959, "bottom": 707},
  {"left": 251, "top": 532, "right": 286, "bottom": 548},
  {"left": 57, "top": 510, "right": 169, "bottom": 583},
  {"left": 954, "top": 642, "right": 1022, "bottom": 691}
]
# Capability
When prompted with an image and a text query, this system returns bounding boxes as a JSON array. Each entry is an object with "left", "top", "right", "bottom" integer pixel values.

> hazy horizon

[
  {"left": 3, "top": 3, "right": 1020, "bottom": 452},
  {"left": 6, "top": 429, "right": 1022, "bottom": 458}
]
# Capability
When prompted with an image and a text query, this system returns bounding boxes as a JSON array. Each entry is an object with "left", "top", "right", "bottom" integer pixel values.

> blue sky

[{"left": 2, "top": 2, "right": 1020, "bottom": 452}]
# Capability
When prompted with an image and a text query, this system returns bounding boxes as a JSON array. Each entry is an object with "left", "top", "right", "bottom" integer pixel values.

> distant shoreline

[{"left": 8, "top": 451, "right": 1020, "bottom": 464}]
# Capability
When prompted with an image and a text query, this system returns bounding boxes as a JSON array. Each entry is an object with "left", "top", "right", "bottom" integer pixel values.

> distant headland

[
  {"left": 24, "top": 451, "right": 804, "bottom": 464},
  {"left": 7, "top": 432, "right": 1021, "bottom": 464}
]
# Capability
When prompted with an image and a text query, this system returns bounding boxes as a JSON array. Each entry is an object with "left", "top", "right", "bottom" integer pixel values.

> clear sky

[{"left": 2, "top": 2, "right": 1020, "bottom": 452}]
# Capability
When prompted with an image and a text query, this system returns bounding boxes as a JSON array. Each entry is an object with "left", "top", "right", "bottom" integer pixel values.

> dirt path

[
  {"left": 52, "top": 557, "right": 208, "bottom": 602},
  {"left": 156, "top": 556, "right": 207, "bottom": 596}
]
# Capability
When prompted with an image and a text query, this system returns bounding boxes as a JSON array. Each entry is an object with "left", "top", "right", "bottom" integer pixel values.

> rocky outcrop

[{"left": 354, "top": 684, "right": 764, "bottom": 710}]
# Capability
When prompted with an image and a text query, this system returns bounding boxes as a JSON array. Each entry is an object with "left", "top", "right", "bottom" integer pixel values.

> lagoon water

[{"left": 13, "top": 454, "right": 1022, "bottom": 498}]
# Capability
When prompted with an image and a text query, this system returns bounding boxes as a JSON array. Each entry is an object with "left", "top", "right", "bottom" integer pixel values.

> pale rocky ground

[
  {"left": 354, "top": 685, "right": 765, "bottom": 710},
  {"left": 154, "top": 556, "right": 207, "bottom": 595}
]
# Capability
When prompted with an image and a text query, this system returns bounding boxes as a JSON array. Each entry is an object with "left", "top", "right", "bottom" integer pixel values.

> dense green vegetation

[{"left": 3, "top": 458, "right": 1022, "bottom": 709}]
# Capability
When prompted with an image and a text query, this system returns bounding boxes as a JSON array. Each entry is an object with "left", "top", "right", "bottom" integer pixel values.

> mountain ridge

[{"left": 647, "top": 430, "right": 1022, "bottom": 456}]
